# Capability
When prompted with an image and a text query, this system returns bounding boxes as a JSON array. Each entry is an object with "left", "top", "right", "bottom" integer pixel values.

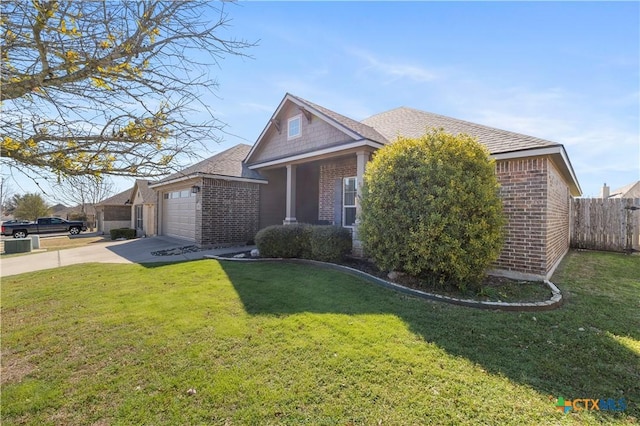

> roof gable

[
  {"left": 131, "top": 179, "right": 156, "bottom": 204},
  {"left": 610, "top": 181, "right": 640, "bottom": 198},
  {"left": 245, "top": 93, "right": 386, "bottom": 165},
  {"left": 291, "top": 95, "right": 387, "bottom": 144}
]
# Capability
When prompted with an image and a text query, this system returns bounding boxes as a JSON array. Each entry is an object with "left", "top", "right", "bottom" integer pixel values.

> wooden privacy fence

[{"left": 570, "top": 198, "right": 640, "bottom": 252}]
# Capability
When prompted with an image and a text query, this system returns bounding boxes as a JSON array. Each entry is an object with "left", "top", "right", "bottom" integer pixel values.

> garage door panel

[{"left": 162, "top": 191, "right": 196, "bottom": 241}]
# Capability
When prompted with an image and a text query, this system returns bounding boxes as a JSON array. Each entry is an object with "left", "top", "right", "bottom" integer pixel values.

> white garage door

[{"left": 162, "top": 189, "right": 196, "bottom": 241}]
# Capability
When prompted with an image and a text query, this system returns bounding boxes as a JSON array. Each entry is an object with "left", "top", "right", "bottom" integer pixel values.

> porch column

[
  {"left": 283, "top": 164, "right": 297, "bottom": 225},
  {"left": 352, "top": 151, "right": 369, "bottom": 256}
]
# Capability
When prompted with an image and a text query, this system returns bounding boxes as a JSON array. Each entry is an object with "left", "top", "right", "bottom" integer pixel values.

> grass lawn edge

[{"left": 205, "top": 255, "right": 563, "bottom": 312}]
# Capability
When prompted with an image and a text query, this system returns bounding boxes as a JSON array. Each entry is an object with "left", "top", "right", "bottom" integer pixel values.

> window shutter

[{"left": 333, "top": 178, "right": 342, "bottom": 226}]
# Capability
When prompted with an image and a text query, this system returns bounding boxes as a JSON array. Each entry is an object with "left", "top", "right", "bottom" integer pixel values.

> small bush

[
  {"left": 255, "top": 224, "right": 353, "bottom": 262},
  {"left": 309, "top": 226, "right": 352, "bottom": 262},
  {"left": 110, "top": 228, "right": 136, "bottom": 240},
  {"left": 255, "top": 224, "right": 311, "bottom": 258}
]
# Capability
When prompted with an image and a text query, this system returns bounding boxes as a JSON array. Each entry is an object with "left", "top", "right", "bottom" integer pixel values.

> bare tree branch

[{"left": 1, "top": 1, "right": 256, "bottom": 180}]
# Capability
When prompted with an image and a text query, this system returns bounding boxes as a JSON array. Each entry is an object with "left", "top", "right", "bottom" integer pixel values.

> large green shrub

[
  {"left": 309, "top": 226, "right": 352, "bottom": 262},
  {"left": 359, "top": 129, "right": 505, "bottom": 288},
  {"left": 255, "top": 224, "right": 311, "bottom": 258}
]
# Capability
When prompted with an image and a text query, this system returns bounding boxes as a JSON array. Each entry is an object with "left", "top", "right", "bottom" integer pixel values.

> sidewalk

[{"left": 0, "top": 236, "right": 252, "bottom": 277}]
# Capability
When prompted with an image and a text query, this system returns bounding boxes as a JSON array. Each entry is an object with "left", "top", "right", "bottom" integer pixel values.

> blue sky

[
  {"left": 9, "top": 1, "right": 640, "bottom": 200},
  {"left": 204, "top": 1, "right": 639, "bottom": 198}
]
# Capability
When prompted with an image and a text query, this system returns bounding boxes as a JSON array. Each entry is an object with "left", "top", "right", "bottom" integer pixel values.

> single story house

[
  {"left": 95, "top": 180, "right": 156, "bottom": 235},
  {"left": 95, "top": 188, "right": 132, "bottom": 234},
  {"left": 130, "top": 179, "right": 157, "bottom": 237},
  {"left": 153, "top": 93, "right": 582, "bottom": 280}
]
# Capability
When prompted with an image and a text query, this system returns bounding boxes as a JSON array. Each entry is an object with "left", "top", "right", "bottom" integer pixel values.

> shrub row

[
  {"left": 110, "top": 228, "right": 136, "bottom": 240},
  {"left": 255, "top": 224, "right": 352, "bottom": 263}
]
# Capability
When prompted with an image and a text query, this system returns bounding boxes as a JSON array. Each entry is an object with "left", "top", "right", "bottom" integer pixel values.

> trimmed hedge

[
  {"left": 110, "top": 228, "right": 136, "bottom": 240},
  {"left": 255, "top": 224, "right": 311, "bottom": 258},
  {"left": 309, "top": 226, "right": 352, "bottom": 262},
  {"left": 255, "top": 224, "right": 352, "bottom": 262}
]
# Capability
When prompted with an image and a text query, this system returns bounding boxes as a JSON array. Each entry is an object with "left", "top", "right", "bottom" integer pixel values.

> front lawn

[{"left": 1, "top": 251, "right": 638, "bottom": 424}]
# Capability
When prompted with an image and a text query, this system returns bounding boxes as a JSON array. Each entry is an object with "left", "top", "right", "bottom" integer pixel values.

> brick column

[
  {"left": 283, "top": 164, "right": 297, "bottom": 225},
  {"left": 352, "top": 151, "right": 368, "bottom": 256}
]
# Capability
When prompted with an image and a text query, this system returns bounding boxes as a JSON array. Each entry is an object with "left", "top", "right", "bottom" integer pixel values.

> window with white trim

[
  {"left": 163, "top": 190, "right": 196, "bottom": 199},
  {"left": 287, "top": 115, "right": 301, "bottom": 140},
  {"left": 343, "top": 177, "right": 357, "bottom": 228}
]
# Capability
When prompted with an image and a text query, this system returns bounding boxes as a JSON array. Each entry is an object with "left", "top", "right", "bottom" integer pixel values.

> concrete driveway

[{"left": 0, "top": 236, "right": 252, "bottom": 277}]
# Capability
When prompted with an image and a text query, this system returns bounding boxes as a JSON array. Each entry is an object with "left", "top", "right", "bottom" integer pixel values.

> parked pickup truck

[{"left": 1, "top": 217, "right": 87, "bottom": 238}]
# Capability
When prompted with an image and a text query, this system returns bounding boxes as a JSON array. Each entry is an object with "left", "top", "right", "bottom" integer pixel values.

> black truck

[{"left": 1, "top": 217, "right": 87, "bottom": 238}]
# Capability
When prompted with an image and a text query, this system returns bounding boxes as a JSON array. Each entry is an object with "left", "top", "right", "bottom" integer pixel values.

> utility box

[
  {"left": 4, "top": 238, "right": 32, "bottom": 254},
  {"left": 31, "top": 235, "right": 41, "bottom": 249}
]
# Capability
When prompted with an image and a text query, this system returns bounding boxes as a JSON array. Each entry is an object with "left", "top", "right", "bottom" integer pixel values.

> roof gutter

[
  {"left": 149, "top": 173, "right": 268, "bottom": 189},
  {"left": 247, "top": 139, "right": 384, "bottom": 170},
  {"left": 491, "top": 145, "right": 582, "bottom": 196}
]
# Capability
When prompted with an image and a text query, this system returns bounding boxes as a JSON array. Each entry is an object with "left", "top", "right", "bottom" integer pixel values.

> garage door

[{"left": 162, "top": 189, "right": 196, "bottom": 241}]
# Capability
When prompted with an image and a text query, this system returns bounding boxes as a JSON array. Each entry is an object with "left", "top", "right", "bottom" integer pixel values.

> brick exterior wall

[
  {"left": 545, "top": 160, "right": 571, "bottom": 273},
  {"left": 318, "top": 157, "right": 357, "bottom": 223},
  {"left": 494, "top": 158, "right": 548, "bottom": 277},
  {"left": 197, "top": 178, "right": 260, "bottom": 246}
]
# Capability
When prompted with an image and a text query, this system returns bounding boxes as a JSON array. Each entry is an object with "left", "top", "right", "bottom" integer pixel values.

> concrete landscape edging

[{"left": 205, "top": 255, "right": 563, "bottom": 312}]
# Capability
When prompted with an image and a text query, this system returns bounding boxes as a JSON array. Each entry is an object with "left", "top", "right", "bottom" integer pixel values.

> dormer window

[{"left": 287, "top": 115, "right": 301, "bottom": 140}]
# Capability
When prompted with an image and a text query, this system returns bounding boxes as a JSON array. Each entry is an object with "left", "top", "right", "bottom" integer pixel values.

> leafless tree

[
  {"left": 1, "top": 1, "right": 255, "bottom": 181},
  {"left": 52, "top": 175, "right": 115, "bottom": 213},
  {"left": 51, "top": 176, "right": 116, "bottom": 229},
  {"left": 1, "top": 177, "right": 15, "bottom": 217}
]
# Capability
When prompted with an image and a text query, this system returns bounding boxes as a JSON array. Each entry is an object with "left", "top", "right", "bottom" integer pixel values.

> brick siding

[
  {"left": 545, "top": 160, "right": 571, "bottom": 273},
  {"left": 197, "top": 178, "right": 260, "bottom": 246},
  {"left": 494, "top": 158, "right": 548, "bottom": 277},
  {"left": 318, "top": 157, "right": 357, "bottom": 223}
]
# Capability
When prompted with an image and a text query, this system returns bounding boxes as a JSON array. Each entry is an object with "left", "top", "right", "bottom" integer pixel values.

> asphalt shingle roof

[
  {"left": 96, "top": 187, "right": 132, "bottom": 206},
  {"left": 361, "top": 106, "right": 561, "bottom": 154},
  {"left": 133, "top": 180, "right": 156, "bottom": 204},
  {"left": 289, "top": 94, "right": 388, "bottom": 144},
  {"left": 157, "top": 144, "right": 265, "bottom": 184},
  {"left": 609, "top": 181, "right": 640, "bottom": 198}
]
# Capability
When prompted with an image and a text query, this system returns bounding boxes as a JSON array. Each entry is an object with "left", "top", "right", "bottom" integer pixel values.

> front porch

[{"left": 255, "top": 150, "right": 372, "bottom": 255}]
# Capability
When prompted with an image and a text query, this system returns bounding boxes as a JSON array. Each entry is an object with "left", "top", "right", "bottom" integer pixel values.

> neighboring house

[
  {"left": 50, "top": 203, "right": 68, "bottom": 215},
  {"left": 95, "top": 188, "right": 132, "bottom": 234},
  {"left": 149, "top": 145, "right": 267, "bottom": 245},
  {"left": 154, "top": 93, "right": 582, "bottom": 280},
  {"left": 130, "top": 179, "right": 157, "bottom": 237},
  {"left": 601, "top": 181, "right": 640, "bottom": 199},
  {"left": 53, "top": 203, "right": 97, "bottom": 229}
]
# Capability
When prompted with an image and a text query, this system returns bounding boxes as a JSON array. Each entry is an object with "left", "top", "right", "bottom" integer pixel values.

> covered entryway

[{"left": 161, "top": 189, "right": 196, "bottom": 241}]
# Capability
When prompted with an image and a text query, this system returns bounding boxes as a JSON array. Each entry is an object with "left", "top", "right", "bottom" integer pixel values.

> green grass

[{"left": 1, "top": 251, "right": 638, "bottom": 425}]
